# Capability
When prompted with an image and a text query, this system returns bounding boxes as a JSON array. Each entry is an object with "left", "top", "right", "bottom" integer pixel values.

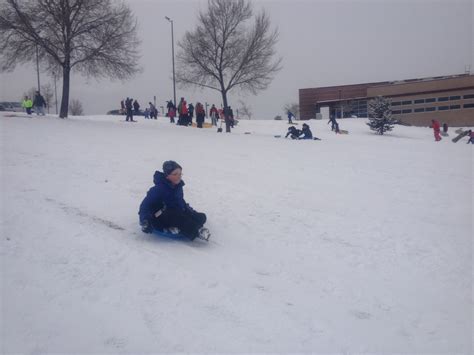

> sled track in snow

[{"left": 44, "top": 197, "right": 125, "bottom": 231}]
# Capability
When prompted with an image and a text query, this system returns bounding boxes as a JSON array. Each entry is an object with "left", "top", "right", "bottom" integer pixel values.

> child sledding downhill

[{"left": 138, "top": 161, "right": 210, "bottom": 241}]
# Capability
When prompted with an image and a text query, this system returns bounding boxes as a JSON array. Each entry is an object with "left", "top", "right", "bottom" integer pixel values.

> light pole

[
  {"left": 36, "top": 44, "right": 41, "bottom": 93},
  {"left": 339, "top": 89, "right": 343, "bottom": 119},
  {"left": 53, "top": 70, "right": 58, "bottom": 114},
  {"left": 165, "top": 16, "right": 176, "bottom": 107}
]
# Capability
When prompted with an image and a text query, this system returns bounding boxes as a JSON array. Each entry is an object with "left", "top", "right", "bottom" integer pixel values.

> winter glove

[{"left": 140, "top": 219, "right": 153, "bottom": 234}]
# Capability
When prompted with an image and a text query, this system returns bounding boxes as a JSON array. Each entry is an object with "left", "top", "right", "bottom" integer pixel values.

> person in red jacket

[{"left": 431, "top": 119, "right": 441, "bottom": 141}]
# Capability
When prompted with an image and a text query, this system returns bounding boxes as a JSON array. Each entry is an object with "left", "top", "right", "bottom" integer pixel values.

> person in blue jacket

[
  {"left": 299, "top": 123, "right": 321, "bottom": 140},
  {"left": 287, "top": 111, "right": 294, "bottom": 124},
  {"left": 138, "top": 161, "right": 210, "bottom": 240}
]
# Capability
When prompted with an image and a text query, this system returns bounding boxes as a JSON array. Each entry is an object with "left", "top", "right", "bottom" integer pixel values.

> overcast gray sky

[{"left": 1, "top": 0, "right": 472, "bottom": 118}]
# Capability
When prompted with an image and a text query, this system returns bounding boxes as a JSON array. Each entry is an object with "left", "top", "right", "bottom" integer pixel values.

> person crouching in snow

[
  {"left": 299, "top": 123, "right": 321, "bottom": 140},
  {"left": 285, "top": 126, "right": 301, "bottom": 139},
  {"left": 299, "top": 123, "right": 313, "bottom": 139},
  {"left": 138, "top": 160, "right": 210, "bottom": 241}
]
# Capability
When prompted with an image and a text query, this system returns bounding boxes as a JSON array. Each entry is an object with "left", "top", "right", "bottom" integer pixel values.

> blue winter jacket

[{"left": 138, "top": 171, "right": 187, "bottom": 222}]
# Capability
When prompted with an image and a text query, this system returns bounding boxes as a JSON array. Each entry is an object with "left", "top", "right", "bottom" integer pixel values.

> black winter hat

[{"left": 162, "top": 160, "right": 182, "bottom": 176}]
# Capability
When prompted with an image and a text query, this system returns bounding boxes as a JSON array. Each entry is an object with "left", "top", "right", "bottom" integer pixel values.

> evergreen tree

[{"left": 367, "top": 96, "right": 397, "bottom": 135}]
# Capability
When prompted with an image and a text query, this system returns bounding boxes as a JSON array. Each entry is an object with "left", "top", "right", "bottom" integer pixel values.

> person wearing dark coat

[
  {"left": 187, "top": 103, "right": 194, "bottom": 126},
  {"left": 299, "top": 123, "right": 314, "bottom": 139},
  {"left": 223, "top": 106, "right": 234, "bottom": 132},
  {"left": 285, "top": 126, "right": 301, "bottom": 139},
  {"left": 125, "top": 97, "right": 135, "bottom": 122},
  {"left": 177, "top": 97, "right": 188, "bottom": 126},
  {"left": 328, "top": 115, "right": 339, "bottom": 132},
  {"left": 33, "top": 91, "right": 46, "bottom": 115},
  {"left": 287, "top": 111, "right": 294, "bottom": 124},
  {"left": 148, "top": 102, "right": 157, "bottom": 119},
  {"left": 466, "top": 130, "right": 474, "bottom": 144},
  {"left": 442, "top": 123, "right": 448, "bottom": 133},
  {"left": 138, "top": 161, "right": 209, "bottom": 241},
  {"left": 166, "top": 100, "right": 176, "bottom": 123},
  {"left": 133, "top": 99, "right": 140, "bottom": 115},
  {"left": 195, "top": 102, "right": 205, "bottom": 128},
  {"left": 166, "top": 100, "right": 174, "bottom": 112}
]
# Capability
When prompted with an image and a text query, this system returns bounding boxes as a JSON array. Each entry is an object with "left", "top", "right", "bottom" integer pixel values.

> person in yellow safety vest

[{"left": 22, "top": 96, "right": 33, "bottom": 115}]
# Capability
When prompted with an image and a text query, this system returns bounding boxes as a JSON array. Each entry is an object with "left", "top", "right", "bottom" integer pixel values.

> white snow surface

[{"left": 1, "top": 112, "right": 472, "bottom": 354}]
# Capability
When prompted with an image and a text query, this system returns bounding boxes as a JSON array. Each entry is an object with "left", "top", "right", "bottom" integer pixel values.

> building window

[
  {"left": 449, "top": 95, "right": 461, "bottom": 100},
  {"left": 391, "top": 101, "right": 401, "bottom": 106},
  {"left": 402, "top": 109, "right": 412, "bottom": 113},
  {"left": 464, "top": 103, "right": 474, "bottom": 108},
  {"left": 402, "top": 100, "right": 412, "bottom": 105},
  {"left": 438, "top": 97, "right": 449, "bottom": 102},
  {"left": 392, "top": 110, "right": 401, "bottom": 114},
  {"left": 463, "top": 94, "right": 474, "bottom": 99},
  {"left": 438, "top": 106, "right": 449, "bottom": 110},
  {"left": 414, "top": 108, "right": 425, "bottom": 113},
  {"left": 425, "top": 107, "right": 436, "bottom": 112},
  {"left": 414, "top": 99, "right": 425, "bottom": 104},
  {"left": 425, "top": 98, "right": 436, "bottom": 103},
  {"left": 449, "top": 105, "right": 460, "bottom": 110}
]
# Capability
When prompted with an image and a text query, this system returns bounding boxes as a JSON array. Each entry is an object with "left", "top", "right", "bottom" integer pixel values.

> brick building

[{"left": 299, "top": 74, "right": 474, "bottom": 126}]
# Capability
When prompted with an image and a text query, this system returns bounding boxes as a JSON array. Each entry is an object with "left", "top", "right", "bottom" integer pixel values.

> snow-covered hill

[{"left": 1, "top": 112, "right": 472, "bottom": 353}]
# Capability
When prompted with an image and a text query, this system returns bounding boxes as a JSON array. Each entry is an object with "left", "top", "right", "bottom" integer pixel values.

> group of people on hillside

[
  {"left": 166, "top": 97, "right": 235, "bottom": 131},
  {"left": 118, "top": 95, "right": 236, "bottom": 131},
  {"left": 121, "top": 98, "right": 159, "bottom": 121},
  {"left": 22, "top": 91, "right": 47, "bottom": 115}
]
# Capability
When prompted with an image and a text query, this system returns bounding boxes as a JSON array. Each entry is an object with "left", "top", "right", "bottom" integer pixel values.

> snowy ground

[{"left": 1, "top": 112, "right": 472, "bottom": 354}]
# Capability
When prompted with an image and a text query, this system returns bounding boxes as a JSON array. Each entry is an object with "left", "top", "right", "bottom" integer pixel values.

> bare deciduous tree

[
  {"left": 0, "top": 0, "right": 140, "bottom": 118},
  {"left": 69, "top": 99, "right": 84, "bottom": 116},
  {"left": 238, "top": 100, "right": 252, "bottom": 119},
  {"left": 41, "top": 83, "right": 54, "bottom": 113},
  {"left": 22, "top": 87, "right": 37, "bottom": 102},
  {"left": 283, "top": 103, "right": 299, "bottom": 118},
  {"left": 176, "top": 0, "right": 282, "bottom": 109}
]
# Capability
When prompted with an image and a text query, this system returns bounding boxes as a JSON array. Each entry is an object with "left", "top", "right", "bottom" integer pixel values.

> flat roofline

[
  {"left": 316, "top": 97, "right": 368, "bottom": 104},
  {"left": 300, "top": 73, "right": 471, "bottom": 91},
  {"left": 300, "top": 81, "right": 387, "bottom": 91}
]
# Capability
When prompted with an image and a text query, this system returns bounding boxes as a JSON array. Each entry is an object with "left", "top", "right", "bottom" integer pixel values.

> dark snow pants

[{"left": 152, "top": 208, "right": 206, "bottom": 240}]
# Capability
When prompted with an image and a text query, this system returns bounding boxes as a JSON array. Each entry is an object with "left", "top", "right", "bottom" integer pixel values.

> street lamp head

[{"left": 165, "top": 16, "right": 171, "bottom": 21}]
